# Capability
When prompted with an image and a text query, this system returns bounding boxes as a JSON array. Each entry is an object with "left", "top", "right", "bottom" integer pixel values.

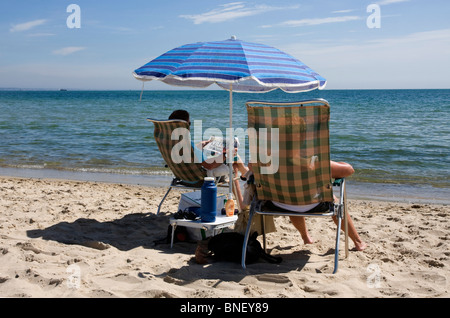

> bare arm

[
  {"left": 330, "top": 161, "right": 354, "bottom": 178},
  {"left": 202, "top": 154, "right": 226, "bottom": 170},
  {"left": 232, "top": 165, "right": 244, "bottom": 209}
]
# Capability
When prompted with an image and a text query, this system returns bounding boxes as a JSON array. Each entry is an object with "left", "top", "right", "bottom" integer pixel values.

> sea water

[{"left": 0, "top": 89, "right": 449, "bottom": 203}]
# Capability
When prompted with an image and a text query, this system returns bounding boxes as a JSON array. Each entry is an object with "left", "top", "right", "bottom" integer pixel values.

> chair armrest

[{"left": 332, "top": 178, "right": 345, "bottom": 186}]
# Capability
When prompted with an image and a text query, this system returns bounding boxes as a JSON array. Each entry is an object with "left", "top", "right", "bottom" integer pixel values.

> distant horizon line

[{"left": 1, "top": 87, "right": 450, "bottom": 91}]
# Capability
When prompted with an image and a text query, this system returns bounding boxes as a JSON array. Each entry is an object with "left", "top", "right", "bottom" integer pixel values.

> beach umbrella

[{"left": 133, "top": 36, "right": 327, "bottom": 195}]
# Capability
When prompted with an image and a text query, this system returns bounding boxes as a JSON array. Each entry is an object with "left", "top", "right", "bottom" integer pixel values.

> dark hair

[{"left": 169, "top": 109, "right": 190, "bottom": 122}]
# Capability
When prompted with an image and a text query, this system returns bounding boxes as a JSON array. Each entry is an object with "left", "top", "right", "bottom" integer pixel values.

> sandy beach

[{"left": 0, "top": 175, "right": 448, "bottom": 298}]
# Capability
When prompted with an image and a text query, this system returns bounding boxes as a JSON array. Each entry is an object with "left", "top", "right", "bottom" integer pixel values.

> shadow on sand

[{"left": 26, "top": 212, "right": 314, "bottom": 280}]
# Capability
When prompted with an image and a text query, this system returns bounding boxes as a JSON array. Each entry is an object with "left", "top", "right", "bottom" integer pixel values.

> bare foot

[
  {"left": 195, "top": 241, "right": 210, "bottom": 264},
  {"left": 302, "top": 235, "right": 314, "bottom": 245},
  {"left": 354, "top": 241, "right": 368, "bottom": 251}
]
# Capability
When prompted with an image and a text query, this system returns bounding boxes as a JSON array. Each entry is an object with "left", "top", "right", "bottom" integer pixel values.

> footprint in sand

[
  {"left": 163, "top": 275, "right": 185, "bottom": 286},
  {"left": 424, "top": 259, "right": 445, "bottom": 268},
  {"left": 19, "top": 268, "right": 63, "bottom": 287},
  {"left": 17, "top": 242, "right": 43, "bottom": 254},
  {"left": 138, "top": 272, "right": 155, "bottom": 280},
  {"left": 255, "top": 274, "right": 291, "bottom": 284},
  {"left": 82, "top": 241, "right": 110, "bottom": 250},
  {"left": 136, "top": 290, "right": 178, "bottom": 298}
]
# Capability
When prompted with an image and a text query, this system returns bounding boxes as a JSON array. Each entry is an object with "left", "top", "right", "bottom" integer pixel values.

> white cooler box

[
  {"left": 177, "top": 191, "right": 226, "bottom": 240},
  {"left": 178, "top": 191, "right": 225, "bottom": 212}
]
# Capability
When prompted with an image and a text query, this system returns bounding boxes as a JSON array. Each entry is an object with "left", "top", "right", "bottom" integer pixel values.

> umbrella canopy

[
  {"left": 133, "top": 36, "right": 327, "bottom": 93},
  {"left": 134, "top": 36, "right": 326, "bottom": 196}
]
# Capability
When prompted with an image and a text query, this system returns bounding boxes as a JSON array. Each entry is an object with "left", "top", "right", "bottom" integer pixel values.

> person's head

[{"left": 169, "top": 110, "right": 190, "bottom": 125}]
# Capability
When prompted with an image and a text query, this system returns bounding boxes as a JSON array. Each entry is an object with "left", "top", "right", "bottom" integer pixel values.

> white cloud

[
  {"left": 279, "top": 15, "right": 361, "bottom": 27},
  {"left": 279, "top": 28, "right": 450, "bottom": 89},
  {"left": 28, "top": 33, "right": 55, "bottom": 37},
  {"left": 367, "top": 28, "right": 450, "bottom": 45},
  {"left": 180, "top": 2, "right": 299, "bottom": 24},
  {"left": 377, "top": 0, "right": 410, "bottom": 5},
  {"left": 332, "top": 9, "right": 356, "bottom": 14},
  {"left": 52, "top": 47, "right": 86, "bottom": 56},
  {"left": 284, "top": 28, "right": 450, "bottom": 59},
  {"left": 10, "top": 19, "right": 47, "bottom": 32}
]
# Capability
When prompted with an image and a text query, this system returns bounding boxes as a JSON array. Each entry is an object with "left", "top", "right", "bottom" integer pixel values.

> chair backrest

[
  {"left": 147, "top": 119, "right": 207, "bottom": 182},
  {"left": 246, "top": 99, "right": 334, "bottom": 206}
]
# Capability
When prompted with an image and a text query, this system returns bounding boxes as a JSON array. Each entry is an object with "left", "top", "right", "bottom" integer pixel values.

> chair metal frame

[{"left": 242, "top": 179, "right": 348, "bottom": 273}]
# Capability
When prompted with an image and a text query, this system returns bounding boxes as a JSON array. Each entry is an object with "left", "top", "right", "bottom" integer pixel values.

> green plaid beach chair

[
  {"left": 241, "top": 100, "right": 349, "bottom": 274},
  {"left": 148, "top": 118, "right": 232, "bottom": 215}
]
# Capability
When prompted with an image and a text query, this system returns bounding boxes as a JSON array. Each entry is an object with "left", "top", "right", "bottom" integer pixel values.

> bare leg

[
  {"left": 232, "top": 166, "right": 244, "bottom": 209},
  {"left": 233, "top": 155, "right": 249, "bottom": 176},
  {"left": 332, "top": 213, "right": 367, "bottom": 251},
  {"left": 289, "top": 216, "right": 314, "bottom": 244},
  {"left": 330, "top": 161, "right": 366, "bottom": 250}
]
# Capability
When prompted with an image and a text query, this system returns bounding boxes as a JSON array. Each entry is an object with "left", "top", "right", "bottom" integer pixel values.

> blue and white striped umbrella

[
  {"left": 134, "top": 37, "right": 326, "bottom": 195},
  {"left": 133, "top": 36, "right": 326, "bottom": 93}
]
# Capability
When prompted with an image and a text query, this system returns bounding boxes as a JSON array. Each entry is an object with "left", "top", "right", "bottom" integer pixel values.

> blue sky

[{"left": 1, "top": 0, "right": 449, "bottom": 90}]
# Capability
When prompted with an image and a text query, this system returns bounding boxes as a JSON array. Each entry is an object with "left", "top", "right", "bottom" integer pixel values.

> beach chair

[
  {"left": 241, "top": 100, "right": 349, "bottom": 274},
  {"left": 147, "top": 118, "right": 233, "bottom": 215}
]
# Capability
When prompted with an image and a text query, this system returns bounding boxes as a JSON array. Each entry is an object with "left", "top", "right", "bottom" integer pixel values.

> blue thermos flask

[{"left": 201, "top": 177, "right": 217, "bottom": 222}]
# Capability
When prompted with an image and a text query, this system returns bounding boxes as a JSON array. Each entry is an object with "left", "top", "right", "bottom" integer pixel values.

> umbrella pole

[
  {"left": 229, "top": 83, "right": 233, "bottom": 196},
  {"left": 139, "top": 82, "right": 145, "bottom": 102}
]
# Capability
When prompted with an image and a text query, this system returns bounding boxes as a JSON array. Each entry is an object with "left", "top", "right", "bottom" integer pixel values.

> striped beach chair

[
  {"left": 147, "top": 119, "right": 234, "bottom": 215},
  {"left": 241, "top": 99, "right": 349, "bottom": 273},
  {"left": 147, "top": 119, "right": 207, "bottom": 215}
]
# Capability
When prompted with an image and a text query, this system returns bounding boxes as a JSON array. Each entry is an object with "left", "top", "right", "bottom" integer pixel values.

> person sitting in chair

[
  {"left": 169, "top": 110, "right": 248, "bottom": 180},
  {"left": 269, "top": 114, "right": 367, "bottom": 251},
  {"left": 288, "top": 161, "right": 367, "bottom": 251},
  {"left": 232, "top": 108, "right": 366, "bottom": 252},
  {"left": 234, "top": 161, "right": 367, "bottom": 252}
]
